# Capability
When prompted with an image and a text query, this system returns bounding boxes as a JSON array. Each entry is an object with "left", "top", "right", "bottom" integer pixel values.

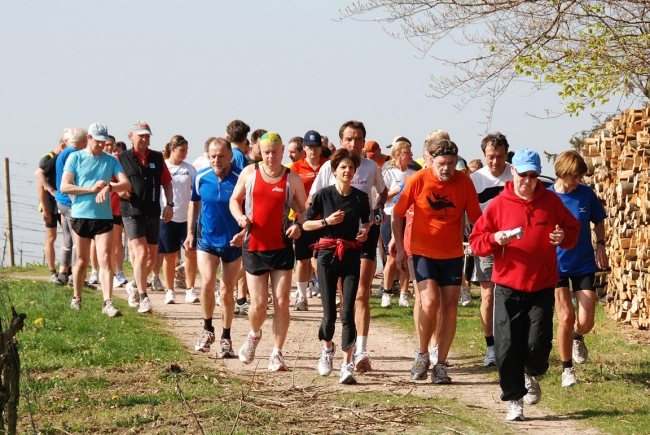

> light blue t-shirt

[
  {"left": 54, "top": 146, "right": 80, "bottom": 207},
  {"left": 549, "top": 183, "right": 607, "bottom": 275},
  {"left": 63, "top": 150, "right": 124, "bottom": 219}
]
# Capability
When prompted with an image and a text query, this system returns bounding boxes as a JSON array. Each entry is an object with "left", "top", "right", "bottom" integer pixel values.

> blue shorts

[
  {"left": 196, "top": 240, "right": 242, "bottom": 264},
  {"left": 158, "top": 220, "right": 188, "bottom": 254},
  {"left": 412, "top": 255, "right": 463, "bottom": 286}
]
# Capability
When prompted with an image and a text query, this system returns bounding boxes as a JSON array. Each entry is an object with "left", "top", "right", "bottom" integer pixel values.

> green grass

[{"left": 369, "top": 288, "right": 650, "bottom": 435}]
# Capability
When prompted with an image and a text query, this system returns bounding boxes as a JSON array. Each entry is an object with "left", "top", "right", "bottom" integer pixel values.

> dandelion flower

[{"left": 34, "top": 318, "right": 43, "bottom": 325}]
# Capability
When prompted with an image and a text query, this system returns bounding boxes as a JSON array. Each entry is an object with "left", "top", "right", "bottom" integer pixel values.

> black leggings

[{"left": 317, "top": 257, "right": 360, "bottom": 351}]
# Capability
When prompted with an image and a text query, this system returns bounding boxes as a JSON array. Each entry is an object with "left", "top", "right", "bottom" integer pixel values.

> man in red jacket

[{"left": 469, "top": 148, "right": 580, "bottom": 422}]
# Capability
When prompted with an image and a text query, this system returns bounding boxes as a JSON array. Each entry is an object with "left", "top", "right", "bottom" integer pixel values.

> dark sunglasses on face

[{"left": 516, "top": 171, "right": 539, "bottom": 179}]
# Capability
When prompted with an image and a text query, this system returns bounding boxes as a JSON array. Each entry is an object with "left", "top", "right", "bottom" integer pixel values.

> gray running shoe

[
  {"left": 126, "top": 280, "right": 140, "bottom": 307},
  {"left": 89, "top": 270, "right": 99, "bottom": 284},
  {"left": 432, "top": 362, "right": 451, "bottom": 384},
  {"left": 218, "top": 338, "right": 236, "bottom": 358},
  {"left": 572, "top": 338, "right": 589, "bottom": 364},
  {"left": 484, "top": 345, "right": 496, "bottom": 367},
  {"left": 55, "top": 273, "right": 68, "bottom": 286},
  {"left": 460, "top": 285, "right": 473, "bottom": 306},
  {"left": 410, "top": 351, "right": 430, "bottom": 380},
  {"left": 49, "top": 272, "right": 59, "bottom": 283},
  {"left": 294, "top": 297, "right": 308, "bottom": 311},
  {"left": 562, "top": 367, "right": 578, "bottom": 387},
  {"left": 429, "top": 345, "right": 439, "bottom": 366},
  {"left": 339, "top": 361, "right": 357, "bottom": 384},
  {"left": 523, "top": 373, "right": 541, "bottom": 405},
  {"left": 152, "top": 276, "right": 164, "bottom": 292},
  {"left": 137, "top": 296, "right": 153, "bottom": 314},
  {"left": 506, "top": 399, "right": 524, "bottom": 421},
  {"left": 70, "top": 297, "right": 81, "bottom": 310},
  {"left": 239, "top": 331, "right": 262, "bottom": 364},
  {"left": 195, "top": 329, "right": 215, "bottom": 353},
  {"left": 235, "top": 300, "right": 250, "bottom": 316},
  {"left": 102, "top": 299, "right": 122, "bottom": 317},
  {"left": 318, "top": 344, "right": 336, "bottom": 376}
]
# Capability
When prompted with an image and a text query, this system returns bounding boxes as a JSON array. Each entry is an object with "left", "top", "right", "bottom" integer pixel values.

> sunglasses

[
  {"left": 172, "top": 139, "right": 188, "bottom": 147},
  {"left": 516, "top": 171, "right": 540, "bottom": 179}
]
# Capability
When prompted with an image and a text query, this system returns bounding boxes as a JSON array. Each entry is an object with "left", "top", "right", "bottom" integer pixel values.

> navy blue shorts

[
  {"left": 158, "top": 220, "right": 188, "bottom": 254},
  {"left": 557, "top": 273, "right": 595, "bottom": 292},
  {"left": 412, "top": 254, "right": 463, "bottom": 286},
  {"left": 196, "top": 240, "right": 242, "bottom": 264}
]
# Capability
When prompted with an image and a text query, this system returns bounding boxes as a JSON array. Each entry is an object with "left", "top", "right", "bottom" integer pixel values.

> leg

[
  {"left": 554, "top": 286, "right": 575, "bottom": 364},
  {"left": 237, "top": 265, "right": 248, "bottom": 300},
  {"left": 113, "top": 224, "right": 125, "bottom": 272},
  {"left": 153, "top": 253, "right": 164, "bottom": 279},
  {"left": 162, "top": 253, "right": 177, "bottom": 290},
  {"left": 58, "top": 203, "right": 74, "bottom": 274},
  {"left": 146, "top": 244, "right": 158, "bottom": 281},
  {"left": 71, "top": 233, "right": 92, "bottom": 299},
  {"left": 417, "top": 279, "right": 441, "bottom": 354},
  {"left": 198, "top": 250, "right": 219, "bottom": 322},
  {"left": 269, "top": 269, "right": 293, "bottom": 349},
  {"left": 480, "top": 280, "right": 495, "bottom": 337},
  {"left": 436, "top": 285, "right": 461, "bottom": 363},
  {"left": 574, "top": 290, "right": 597, "bottom": 336},
  {"left": 94, "top": 231, "right": 114, "bottom": 301},
  {"left": 524, "top": 288, "right": 555, "bottom": 377},
  {"left": 340, "top": 263, "right": 360, "bottom": 360},
  {"left": 184, "top": 248, "right": 197, "bottom": 289},
  {"left": 90, "top": 239, "right": 99, "bottom": 273},
  {"left": 318, "top": 261, "right": 339, "bottom": 348},
  {"left": 246, "top": 272, "right": 270, "bottom": 333},
  {"left": 129, "top": 237, "right": 150, "bottom": 295},
  {"left": 355, "top": 258, "right": 374, "bottom": 336},
  {"left": 44, "top": 227, "right": 57, "bottom": 271},
  {"left": 220, "top": 258, "right": 242, "bottom": 330}
]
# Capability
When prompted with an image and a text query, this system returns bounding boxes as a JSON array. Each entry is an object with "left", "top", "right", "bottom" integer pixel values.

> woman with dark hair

[{"left": 304, "top": 148, "right": 371, "bottom": 384}]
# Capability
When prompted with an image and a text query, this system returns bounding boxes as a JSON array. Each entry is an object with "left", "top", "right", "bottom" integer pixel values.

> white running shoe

[
  {"left": 484, "top": 345, "right": 497, "bottom": 367},
  {"left": 294, "top": 297, "right": 308, "bottom": 311},
  {"left": 432, "top": 362, "right": 451, "bottom": 384},
  {"left": 138, "top": 296, "right": 153, "bottom": 314},
  {"left": 165, "top": 290, "right": 176, "bottom": 304},
  {"left": 268, "top": 352, "right": 289, "bottom": 372},
  {"left": 219, "top": 338, "right": 236, "bottom": 358},
  {"left": 195, "top": 329, "right": 215, "bottom": 353},
  {"left": 410, "top": 351, "right": 430, "bottom": 380},
  {"left": 235, "top": 300, "right": 250, "bottom": 315},
  {"left": 102, "top": 299, "right": 122, "bottom": 317},
  {"left": 572, "top": 337, "right": 589, "bottom": 364},
  {"left": 115, "top": 270, "right": 128, "bottom": 286},
  {"left": 318, "top": 344, "right": 336, "bottom": 376},
  {"left": 49, "top": 272, "right": 59, "bottom": 283},
  {"left": 185, "top": 288, "right": 200, "bottom": 303},
  {"left": 239, "top": 331, "right": 262, "bottom": 364},
  {"left": 523, "top": 373, "right": 541, "bottom": 405},
  {"left": 506, "top": 399, "right": 524, "bottom": 421},
  {"left": 562, "top": 367, "right": 578, "bottom": 387},
  {"left": 70, "top": 297, "right": 82, "bottom": 310},
  {"left": 354, "top": 350, "right": 372, "bottom": 373},
  {"left": 429, "top": 345, "right": 439, "bottom": 366},
  {"left": 381, "top": 293, "right": 392, "bottom": 307},
  {"left": 126, "top": 280, "right": 140, "bottom": 307},
  {"left": 460, "top": 285, "right": 473, "bottom": 306},
  {"left": 335, "top": 295, "right": 341, "bottom": 310},
  {"left": 88, "top": 270, "right": 99, "bottom": 284},
  {"left": 375, "top": 282, "right": 384, "bottom": 297},
  {"left": 398, "top": 293, "right": 410, "bottom": 307},
  {"left": 152, "top": 276, "right": 164, "bottom": 292},
  {"left": 339, "top": 361, "right": 357, "bottom": 384}
]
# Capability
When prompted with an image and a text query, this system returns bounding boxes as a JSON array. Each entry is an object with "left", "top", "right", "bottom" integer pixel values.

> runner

[
  {"left": 469, "top": 132, "right": 513, "bottom": 367},
  {"left": 469, "top": 148, "right": 580, "bottom": 421},
  {"left": 391, "top": 139, "right": 482, "bottom": 384},
  {"left": 120, "top": 120, "right": 174, "bottom": 314},
  {"left": 156, "top": 135, "right": 199, "bottom": 305},
  {"left": 186, "top": 138, "right": 245, "bottom": 358},
  {"left": 363, "top": 140, "right": 390, "bottom": 169},
  {"left": 304, "top": 148, "right": 371, "bottom": 384},
  {"left": 290, "top": 130, "right": 328, "bottom": 311},
  {"left": 59, "top": 123, "right": 130, "bottom": 316},
  {"left": 380, "top": 140, "right": 415, "bottom": 308},
  {"left": 247, "top": 129, "right": 267, "bottom": 165},
  {"left": 34, "top": 134, "right": 67, "bottom": 282},
  {"left": 287, "top": 136, "right": 305, "bottom": 163},
  {"left": 549, "top": 150, "right": 608, "bottom": 387},
  {"left": 226, "top": 120, "right": 250, "bottom": 170},
  {"left": 230, "top": 132, "right": 307, "bottom": 371},
  {"left": 310, "top": 120, "right": 387, "bottom": 372},
  {"left": 109, "top": 140, "right": 129, "bottom": 287}
]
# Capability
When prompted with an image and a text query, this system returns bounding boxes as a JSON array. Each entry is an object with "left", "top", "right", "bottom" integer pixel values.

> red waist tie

[{"left": 310, "top": 238, "right": 363, "bottom": 261}]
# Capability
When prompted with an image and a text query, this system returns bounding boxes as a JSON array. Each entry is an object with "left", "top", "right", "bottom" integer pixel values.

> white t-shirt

[
  {"left": 161, "top": 161, "right": 197, "bottom": 222},
  {"left": 382, "top": 166, "right": 416, "bottom": 216},
  {"left": 470, "top": 163, "right": 513, "bottom": 213},
  {"left": 310, "top": 157, "right": 386, "bottom": 219},
  {"left": 192, "top": 155, "right": 210, "bottom": 171}
]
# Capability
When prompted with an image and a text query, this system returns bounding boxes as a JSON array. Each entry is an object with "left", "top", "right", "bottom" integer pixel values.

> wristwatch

[
  {"left": 167, "top": 201, "right": 174, "bottom": 207},
  {"left": 597, "top": 239, "right": 606, "bottom": 246}
]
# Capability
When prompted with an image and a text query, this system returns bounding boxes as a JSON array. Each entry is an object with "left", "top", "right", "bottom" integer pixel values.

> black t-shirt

[
  {"left": 306, "top": 185, "right": 370, "bottom": 263},
  {"left": 38, "top": 152, "right": 59, "bottom": 214}
]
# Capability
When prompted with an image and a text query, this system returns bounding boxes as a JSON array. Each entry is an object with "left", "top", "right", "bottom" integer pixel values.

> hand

[
  {"left": 494, "top": 231, "right": 514, "bottom": 246},
  {"left": 549, "top": 225, "right": 565, "bottom": 246},
  {"left": 230, "top": 230, "right": 245, "bottom": 248},
  {"left": 596, "top": 244, "right": 608, "bottom": 270},
  {"left": 356, "top": 227, "right": 368, "bottom": 243},
  {"left": 162, "top": 205, "right": 173, "bottom": 223},
  {"left": 286, "top": 223, "right": 301, "bottom": 239},
  {"left": 90, "top": 180, "right": 107, "bottom": 193},
  {"left": 388, "top": 238, "right": 397, "bottom": 257},
  {"left": 47, "top": 187, "right": 57, "bottom": 196},
  {"left": 373, "top": 205, "right": 386, "bottom": 225},
  {"left": 184, "top": 234, "right": 196, "bottom": 251},
  {"left": 95, "top": 185, "right": 110, "bottom": 203},
  {"left": 395, "top": 248, "right": 408, "bottom": 272},
  {"left": 118, "top": 190, "right": 131, "bottom": 199},
  {"left": 237, "top": 214, "right": 251, "bottom": 228},
  {"left": 326, "top": 210, "right": 345, "bottom": 226}
]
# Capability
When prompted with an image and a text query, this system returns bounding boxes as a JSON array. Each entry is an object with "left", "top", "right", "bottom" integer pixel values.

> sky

[{"left": 0, "top": 0, "right": 634, "bottom": 265}]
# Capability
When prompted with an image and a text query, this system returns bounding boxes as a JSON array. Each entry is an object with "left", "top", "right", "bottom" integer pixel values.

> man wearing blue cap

[
  {"left": 60, "top": 123, "right": 131, "bottom": 317},
  {"left": 469, "top": 148, "right": 581, "bottom": 421}
]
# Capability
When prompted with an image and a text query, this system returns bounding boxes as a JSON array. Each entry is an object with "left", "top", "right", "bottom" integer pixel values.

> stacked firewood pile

[{"left": 581, "top": 104, "right": 650, "bottom": 330}]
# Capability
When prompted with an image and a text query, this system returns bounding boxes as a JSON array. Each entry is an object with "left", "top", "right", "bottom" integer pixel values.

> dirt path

[{"left": 104, "top": 277, "right": 601, "bottom": 435}]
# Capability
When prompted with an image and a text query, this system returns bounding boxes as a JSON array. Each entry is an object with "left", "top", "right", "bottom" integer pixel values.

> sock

[
  {"left": 250, "top": 329, "right": 261, "bottom": 339},
  {"left": 297, "top": 281, "right": 308, "bottom": 298},
  {"left": 103, "top": 299, "right": 110, "bottom": 306},
  {"left": 356, "top": 336, "right": 368, "bottom": 354},
  {"left": 91, "top": 269, "right": 98, "bottom": 274},
  {"left": 153, "top": 272, "right": 160, "bottom": 278},
  {"left": 573, "top": 330, "right": 583, "bottom": 341},
  {"left": 139, "top": 292, "right": 148, "bottom": 302},
  {"left": 562, "top": 360, "right": 573, "bottom": 369},
  {"left": 237, "top": 297, "right": 247, "bottom": 306},
  {"left": 168, "top": 288, "right": 174, "bottom": 292},
  {"left": 400, "top": 292, "right": 408, "bottom": 298},
  {"left": 204, "top": 318, "right": 213, "bottom": 332},
  {"left": 50, "top": 269, "right": 57, "bottom": 275},
  {"left": 485, "top": 336, "right": 495, "bottom": 347},
  {"left": 323, "top": 343, "right": 333, "bottom": 352},
  {"left": 222, "top": 328, "right": 231, "bottom": 340},
  {"left": 272, "top": 347, "right": 282, "bottom": 356}
]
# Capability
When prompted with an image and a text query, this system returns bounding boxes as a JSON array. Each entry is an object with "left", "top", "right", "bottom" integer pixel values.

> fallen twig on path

[{"left": 230, "top": 359, "right": 259, "bottom": 435}]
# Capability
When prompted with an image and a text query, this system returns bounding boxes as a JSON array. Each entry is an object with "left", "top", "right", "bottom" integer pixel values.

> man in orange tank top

[{"left": 230, "top": 132, "right": 308, "bottom": 372}]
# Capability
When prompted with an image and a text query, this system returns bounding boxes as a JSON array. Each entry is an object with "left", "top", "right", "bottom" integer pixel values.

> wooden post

[{"left": 3, "top": 158, "right": 14, "bottom": 267}]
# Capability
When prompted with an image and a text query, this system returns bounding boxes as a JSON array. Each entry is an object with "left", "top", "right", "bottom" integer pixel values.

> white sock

[
  {"left": 91, "top": 269, "right": 98, "bottom": 274},
  {"left": 356, "top": 336, "right": 368, "bottom": 354},
  {"left": 250, "top": 330, "right": 261, "bottom": 339},
  {"left": 323, "top": 344, "right": 333, "bottom": 353},
  {"left": 272, "top": 347, "right": 282, "bottom": 356},
  {"left": 400, "top": 292, "right": 408, "bottom": 298},
  {"left": 297, "top": 282, "right": 308, "bottom": 298}
]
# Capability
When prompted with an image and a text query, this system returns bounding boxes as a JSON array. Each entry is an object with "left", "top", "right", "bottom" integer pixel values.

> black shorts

[
  {"left": 243, "top": 247, "right": 295, "bottom": 276},
  {"left": 412, "top": 254, "right": 463, "bottom": 286},
  {"left": 295, "top": 228, "right": 319, "bottom": 261},
  {"left": 70, "top": 218, "right": 113, "bottom": 239},
  {"left": 361, "top": 224, "right": 380, "bottom": 261},
  {"left": 557, "top": 273, "right": 595, "bottom": 292},
  {"left": 122, "top": 215, "right": 160, "bottom": 244},
  {"left": 112, "top": 215, "right": 123, "bottom": 226},
  {"left": 45, "top": 212, "right": 61, "bottom": 229},
  {"left": 158, "top": 220, "right": 188, "bottom": 254}
]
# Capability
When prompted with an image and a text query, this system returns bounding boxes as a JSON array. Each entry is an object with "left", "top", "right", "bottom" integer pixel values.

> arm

[
  {"left": 161, "top": 182, "right": 174, "bottom": 223},
  {"left": 60, "top": 171, "right": 107, "bottom": 195},
  {"left": 183, "top": 200, "right": 200, "bottom": 251},
  {"left": 95, "top": 172, "right": 131, "bottom": 204},
  {"left": 34, "top": 168, "right": 56, "bottom": 196},
  {"left": 286, "top": 172, "right": 307, "bottom": 239},
  {"left": 36, "top": 182, "right": 50, "bottom": 222},
  {"left": 229, "top": 166, "right": 252, "bottom": 228},
  {"left": 390, "top": 212, "right": 407, "bottom": 272},
  {"left": 594, "top": 220, "right": 608, "bottom": 270}
]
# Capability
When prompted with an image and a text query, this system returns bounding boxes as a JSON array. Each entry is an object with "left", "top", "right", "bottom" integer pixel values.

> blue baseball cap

[
  {"left": 88, "top": 123, "right": 110, "bottom": 141},
  {"left": 512, "top": 148, "right": 541, "bottom": 174},
  {"left": 303, "top": 130, "right": 322, "bottom": 146}
]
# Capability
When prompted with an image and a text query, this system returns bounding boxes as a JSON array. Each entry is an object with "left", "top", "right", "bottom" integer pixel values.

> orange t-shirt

[{"left": 393, "top": 169, "right": 482, "bottom": 259}]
